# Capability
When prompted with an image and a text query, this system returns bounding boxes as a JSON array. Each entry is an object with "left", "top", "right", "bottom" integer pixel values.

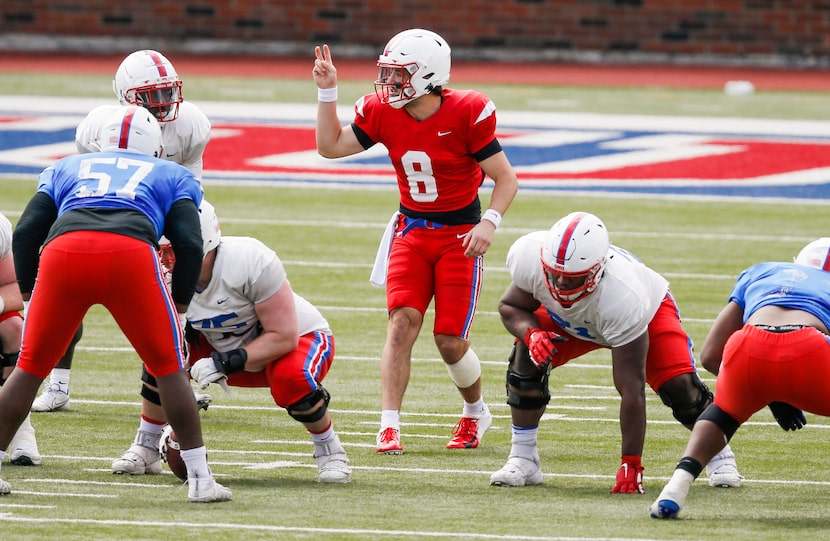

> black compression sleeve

[
  {"left": 12, "top": 192, "right": 58, "bottom": 295},
  {"left": 163, "top": 199, "right": 203, "bottom": 306}
]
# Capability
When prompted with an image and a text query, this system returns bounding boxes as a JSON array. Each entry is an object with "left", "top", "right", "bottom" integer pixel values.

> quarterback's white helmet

[
  {"left": 541, "top": 212, "right": 609, "bottom": 307},
  {"left": 99, "top": 106, "right": 163, "bottom": 157},
  {"left": 113, "top": 49, "right": 183, "bottom": 122},
  {"left": 794, "top": 237, "right": 830, "bottom": 271},
  {"left": 375, "top": 28, "right": 451, "bottom": 109}
]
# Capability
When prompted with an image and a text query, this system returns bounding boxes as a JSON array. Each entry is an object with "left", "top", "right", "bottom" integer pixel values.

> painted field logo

[{"left": 2, "top": 98, "right": 830, "bottom": 200}]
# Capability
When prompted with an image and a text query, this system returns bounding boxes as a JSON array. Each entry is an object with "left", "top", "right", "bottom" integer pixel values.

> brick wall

[{"left": 3, "top": 1, "right": 829, "bottom": 65}]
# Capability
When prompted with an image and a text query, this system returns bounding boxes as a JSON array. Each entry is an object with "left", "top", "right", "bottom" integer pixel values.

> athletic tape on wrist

[
  {"left": 482, "top": 208, "right": 502, "bottom": 228},
  {"left": 317, "top": 87, "right": 338, "bottom": 102}
]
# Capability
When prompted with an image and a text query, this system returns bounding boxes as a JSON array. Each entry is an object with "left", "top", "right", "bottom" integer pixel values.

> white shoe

[
  {"left": 706, "top": 447, "right": 743, "bottom": 488},
  {"left": 707, "top": 463, "right": 744, "bottom": 488},
  {"left": 8, "top": 414, "right": 42, "bottom": 466},
  {"left": 490, "top": 455, "right": 543, "bottom": 487},
  {"left": 112, "top": 444, "right": 162, "bottom": 475},
  {"left": 188, "top": 475, "right": 232, "bottom": 503},
  {"left": 193, "top": 389, "right": 212, "bottom": 411},
  {"left": 0, "top": 478, "right": 10, "bottom": 495},
  {"left": 314, "top": 447, "right": 352, "bottom": 484},
  {"left": 31, "top": 383, "right": 70, "bottom": 412}
]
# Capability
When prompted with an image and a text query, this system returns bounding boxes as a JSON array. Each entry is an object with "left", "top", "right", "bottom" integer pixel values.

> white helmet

[
  {"left": 158, "top": 200, "right": 221, "bottom": 271},
  {"left": 198, "top": 199, "right": 221, "bottom": 254},
  {"left": 99, "top": 106, "right": 163, "bottom": 157},
  {"left": 375, "top": 28, "right": 451, "bottom": 109},
  {"left": 113, "top": 50, "right": 183, "bottom": 122},
  {"left": 794, "top": 237, "right": 830, "bottom": 271},
  {"left": 540, "top": 212, "right": 609, "bottom": 307}
]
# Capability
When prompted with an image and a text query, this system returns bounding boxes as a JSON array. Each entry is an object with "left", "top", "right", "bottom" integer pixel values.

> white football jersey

[
  {"left": 0, "top": 212, "right": 12, "bottom": 258},
  {"left": 507, "top": 231, "right": 669, "bottom": 347},
  {"left": 186, "top": 236, "right": 331, "bottom": 352},
  {"left": 74, "top": 101, "right": 210, "bottom": 178}
]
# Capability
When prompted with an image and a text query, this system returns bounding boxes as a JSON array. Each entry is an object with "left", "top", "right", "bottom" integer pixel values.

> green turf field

[{"left": 1, "top": 73, "right": 829, "bottom": 540}]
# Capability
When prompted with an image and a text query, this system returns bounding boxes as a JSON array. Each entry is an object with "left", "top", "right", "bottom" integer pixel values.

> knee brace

[
  {"left": 0, "top": 352, "right": 19, "bottom": 386},
  {"left": 658, "top": 372, "right": 713, "bottom": 426},
  {"left": 286, "top": 385, "right": 331, "bottom": 423},
  {"left": 697, "top": 404, "right": 741, "bottom": 441},
  {"left": 446, "top": 348, "right": 482, "bottom": 389},
  {"left": 505, "top": 345, "right": 551, "bottom": 410},
  {"left": 140, "top": 366, "right": 162, "bottom": 406},
  {"left": 0, "top": 351, "right": 18, "bottom": 368}
]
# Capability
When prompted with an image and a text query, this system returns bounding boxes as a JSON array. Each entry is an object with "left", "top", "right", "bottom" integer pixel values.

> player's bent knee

[
  {"left": 658, "top": 372, "right": 713, "bottom": 426},
  {"left": 286, "top": 385, "right": 331, "bottom": 423},
  {"left": 697, "top": 404, "right": 740, "bottom": 441},
  {"left": 446, "top": 349, "right": 481, "bottom": 389},
  {"left": 505, "top": 367, "right": 551, "bottom": 410}
]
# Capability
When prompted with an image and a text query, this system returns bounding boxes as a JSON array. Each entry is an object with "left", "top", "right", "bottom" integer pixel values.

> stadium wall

[{"left": 2, "top": 1, "right": 829, "bottom": 67}]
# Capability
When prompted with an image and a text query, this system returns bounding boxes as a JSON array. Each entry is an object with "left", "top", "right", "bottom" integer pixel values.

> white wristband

[
  {"left": 481, "top": 208, "right": 502, "bottom": 229},
  {"left": 0, "top": 295, "right": 4, "bottom": 315},
  {"left": 317, "top": 87, "right": 338, "bottom": 102}
]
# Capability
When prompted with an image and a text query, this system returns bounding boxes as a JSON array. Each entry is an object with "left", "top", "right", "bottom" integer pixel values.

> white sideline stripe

[
  {"left": 0, "top": 503, "right": 56, "bottom": 508},
  {"left": 0, "top": 515, "right": 675, "bottom": 541}
]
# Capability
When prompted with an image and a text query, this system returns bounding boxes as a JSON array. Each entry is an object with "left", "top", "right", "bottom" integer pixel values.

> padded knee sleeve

[
  {"left": 286, "top": 385, "right": 331, "bottom": 423},
  {"left": 697, "top": 404, "right": 741, "bottom": 441},
  {"left": 141, "top": 383, "right": 162, "bottom": 406},
  {"left": 505, "top": 344, "right": 551, "bottom": 410},
  {"left": 658, "top": 372, "right": 713, "bottom": 426},
  {"left": 446, "top": 348, "right": 482, "bottom": 389},
  {"left": 0, "top": 351, "right": 18, "bottom": 368},
  {"left": 140, "top": 365, "right": 162, "bottom": 405}
]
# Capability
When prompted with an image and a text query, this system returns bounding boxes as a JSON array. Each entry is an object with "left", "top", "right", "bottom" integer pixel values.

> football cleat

[
  {"left": 188, "top": 474, "right": 232, "bottom": 503},
  {"left": 707, "top": 463, "right": 744, "bottom": 488},
  {"left": 31, "top": 383, "right": 70, "bottom": 412},
  {"left": 376, "top": 427, "right": 403, "bottom": 454},
  {"left": 706, "top": 447, "right": 743, "bottom": 488},
  {"left": 314, "top": 449, "right": 352, "bottom": 484},
  {"left": 0, "top": 478, "right": 10, "bottom": 495},
  {"left": 194, "top": 390, "right": 212, "bottom": 411},
  {"left": 8, "top": 414, "right": 42, "bottom": 466},
  {"left": 447, "top": 410, "right": 492, "bottom": 449},
  {"left": 490, "top": 455, "right": 543, "bottom": 487},
  {"left": 112, "top": 443, "right": 162, "bottom": 475}
]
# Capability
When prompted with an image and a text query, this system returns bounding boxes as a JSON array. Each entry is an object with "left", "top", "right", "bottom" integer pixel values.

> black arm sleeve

[
  {"left": 162, "top": 199, "right": 203, "bottom": 307},
  {"left": 12, "top": 192, "right": 58, "bottom": 295}
]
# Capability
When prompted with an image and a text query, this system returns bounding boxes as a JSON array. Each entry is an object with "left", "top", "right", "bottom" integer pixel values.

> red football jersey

[{"left": 353, "top": 89, "right": 497, "bottom": 213}]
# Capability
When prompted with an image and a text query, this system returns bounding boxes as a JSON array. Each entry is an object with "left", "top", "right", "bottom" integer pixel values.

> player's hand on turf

[
  {"left": 523, "top": 328, "right": 566, "bottom": 370},
  {"left": 190, "top": 357, "right": 227, "bottom": 389},
  {"left": 611, "top": 455, "right": 644, "bottom": 494},
  {"left": 768, "top": 401, "right": 807, "bottom": 431}
]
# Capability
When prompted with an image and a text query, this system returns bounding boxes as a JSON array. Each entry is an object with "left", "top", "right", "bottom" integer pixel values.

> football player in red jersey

[{"left": 313, "top": 28, "right": 519, "bottom": 454}]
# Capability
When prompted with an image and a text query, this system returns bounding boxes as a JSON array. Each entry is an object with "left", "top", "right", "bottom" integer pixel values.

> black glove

[{"left": 768, "top": 401, "right": 806, "bottom": 431}]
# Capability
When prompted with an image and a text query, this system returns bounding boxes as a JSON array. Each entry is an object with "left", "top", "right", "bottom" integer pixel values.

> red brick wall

[{"left": 3, "top": 1, "right": 828, "bottom": 63}]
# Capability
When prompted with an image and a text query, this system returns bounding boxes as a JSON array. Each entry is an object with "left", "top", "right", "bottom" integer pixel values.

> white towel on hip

[{"left": 370, "top": 211, "right": 400, "bottom": 288}]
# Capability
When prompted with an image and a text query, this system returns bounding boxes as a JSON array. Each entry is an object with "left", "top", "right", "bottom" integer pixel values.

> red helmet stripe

[
  {"left": 118, "top": 107, "right": 137, "bottom": 149},
  {"left": 146, "top": 50, "right": 168, "bottom": 77},
  {"left": 556, "top": 212, "right": 586, "bottom": 265},
  {"left": 823, "top": 249, "right": 830, "bottom": 271}
]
